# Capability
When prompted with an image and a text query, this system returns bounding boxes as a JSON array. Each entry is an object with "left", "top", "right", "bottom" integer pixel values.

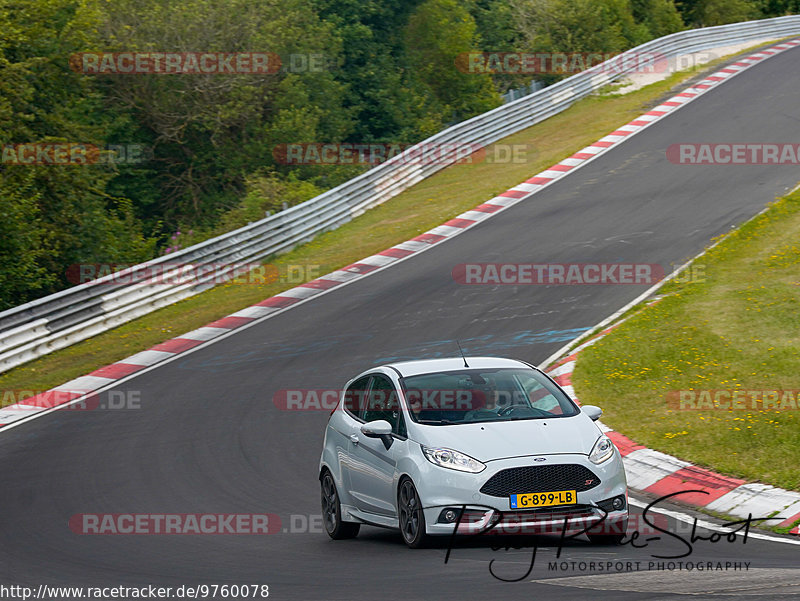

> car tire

[
  {"left": 398, "top": 478, "right": 429, "bottom": 548},
  {"left": 321, "top": 471, "right": 360, "bottom": 540},
  {"left": 587, "top": 533, "right": 625, "bottom": 545}
]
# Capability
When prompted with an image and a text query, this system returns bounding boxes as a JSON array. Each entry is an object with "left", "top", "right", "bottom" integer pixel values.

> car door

[
  {"left": 337, "top": 375, "right": 371, "bottom": 499},
  {"left": 346, "top": 374, "right": 403, "bottom": 516}
]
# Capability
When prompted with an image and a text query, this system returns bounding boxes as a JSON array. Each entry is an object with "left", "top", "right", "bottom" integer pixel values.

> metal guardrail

[{"left": 2, "top": 16, "right": 799, "bottom": 374}]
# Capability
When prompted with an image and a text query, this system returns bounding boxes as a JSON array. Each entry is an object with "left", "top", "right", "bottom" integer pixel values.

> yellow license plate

[{"left": 509, "top": 490, "right": 576, "bottom": 509}]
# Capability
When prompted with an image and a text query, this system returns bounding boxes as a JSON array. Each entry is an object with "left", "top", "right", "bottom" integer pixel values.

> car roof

[{"left": 383, "top": 356, "right": 533, "bottom": 377}]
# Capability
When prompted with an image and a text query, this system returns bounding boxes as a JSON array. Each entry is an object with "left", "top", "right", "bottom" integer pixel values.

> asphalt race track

[{"left": 2, "top": 45, "right": 800, "bottom": 600}]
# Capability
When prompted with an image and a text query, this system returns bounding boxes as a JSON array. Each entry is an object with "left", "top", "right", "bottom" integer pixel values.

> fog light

[
  {"left": 612, "top": 497, "right": 624, "bottom": 510},
  {"left": 444, "top": 509, "right": 458, "bottom": 523}
]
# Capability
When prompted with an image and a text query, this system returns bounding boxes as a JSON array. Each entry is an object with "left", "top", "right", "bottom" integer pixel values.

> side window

[
  {"left": 344, "top": 376, "right": 371, "bottom": 421},
  {"left": 363, "top": 375, "right": 404, "bottom": 436},
  {"left": 521, "top": 376, "right": 562, "bottom": 414}
]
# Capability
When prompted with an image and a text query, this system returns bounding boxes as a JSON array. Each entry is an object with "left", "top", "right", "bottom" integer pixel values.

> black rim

[
  {"left": 399, "top": 480, "right": 421, "bottom": 543},
  {"left": 321, "top": 474, "right": 338, "bottom": 533}
]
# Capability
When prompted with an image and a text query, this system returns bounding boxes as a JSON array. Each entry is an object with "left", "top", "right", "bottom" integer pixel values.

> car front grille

[
  {"left": 480, "top": 464, "right": 601, "bottom": 497},
  {"left": 502, "top": 505, "right": 597, "bottom": 521}
]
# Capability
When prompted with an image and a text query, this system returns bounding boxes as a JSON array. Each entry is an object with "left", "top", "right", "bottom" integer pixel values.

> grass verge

[
  {"left": 0, "top": 41, "right": 780, "bottom": 399},
  {"left": 573, "top": 187, "right": 800, "bottom": 493}
]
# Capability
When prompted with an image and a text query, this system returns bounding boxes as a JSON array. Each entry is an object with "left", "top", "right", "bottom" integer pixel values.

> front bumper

[{"left": 414, "top": 451, "right": 628, "bottom": 537}]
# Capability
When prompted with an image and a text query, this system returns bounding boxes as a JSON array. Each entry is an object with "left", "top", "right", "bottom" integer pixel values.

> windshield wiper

[{"left": 417, "top": 418, "right": 455, "bottom": 425}]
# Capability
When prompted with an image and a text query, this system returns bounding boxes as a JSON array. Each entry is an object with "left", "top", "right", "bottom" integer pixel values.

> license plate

[{"left": 509, "top": 490, "right": 576, "bottom": 509}]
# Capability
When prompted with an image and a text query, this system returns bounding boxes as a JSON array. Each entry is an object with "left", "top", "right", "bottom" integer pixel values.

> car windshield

[{"left": 400, "top": 367, "right": 578, "bottom": 425}]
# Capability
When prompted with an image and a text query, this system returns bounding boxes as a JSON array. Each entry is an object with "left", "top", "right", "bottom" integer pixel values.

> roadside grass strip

[{"left": 570, "top": 188, "right": 800, "bottom": 532}]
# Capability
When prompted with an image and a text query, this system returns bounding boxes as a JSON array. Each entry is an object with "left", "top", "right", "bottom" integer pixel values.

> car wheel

[
  {"left": 398, "top": 479, "right": 429, "bottom": 548},
  {"left": 321, "top": 471, "right": 359, "bottom": 539},
  {"left": 587, "top": 533, "right": 625, "bottom": 545}
]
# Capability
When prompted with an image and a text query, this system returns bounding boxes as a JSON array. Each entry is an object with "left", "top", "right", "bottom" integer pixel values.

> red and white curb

[
  {"left": 3, "top": 40, "right": 800, "bottom": 528},
  {"left": 544, "top": 329, "right": 800, "bottom": 536}
]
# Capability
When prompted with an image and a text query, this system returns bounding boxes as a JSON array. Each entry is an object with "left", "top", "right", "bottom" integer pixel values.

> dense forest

[{"left": 1, "top": 0, "right": 797, "bottom": 309}]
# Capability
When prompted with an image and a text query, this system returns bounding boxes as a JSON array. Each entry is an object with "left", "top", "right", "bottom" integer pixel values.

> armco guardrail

[{"left": 2, "top": 16, "right": 799, "bottom": 374}]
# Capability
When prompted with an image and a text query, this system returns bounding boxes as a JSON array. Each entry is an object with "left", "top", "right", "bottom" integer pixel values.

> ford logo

[{"left": 532, "top": 457, "right": 546, "bottom": 462}]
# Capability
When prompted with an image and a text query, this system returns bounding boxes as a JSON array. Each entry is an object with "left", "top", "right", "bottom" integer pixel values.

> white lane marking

[
  {"left": 52, "top": 375, "right": 115, "bottom": 392},
  {"left": 538, "top": 194, "right": 777, "bottom": 371},
  {"left": 623, "top": 449, "right": 689, "bottom": 490},
  {"left": 706, "top": 483, "right": 800, "bottom": 518},
  {"left": 547, "top": 361, "right": 576, "bottom": 378},
  {"left": 628, "top": 496, "right": 800, "bottom": 546},
  {"left": 229, "top": 306, "right": 277, "bottom": 319},
  {"left": 179, "top": 326, "right": 230, "bottom": 341},
  {"left": 120, "top": 349, "right": 175, "bottom": 366}
]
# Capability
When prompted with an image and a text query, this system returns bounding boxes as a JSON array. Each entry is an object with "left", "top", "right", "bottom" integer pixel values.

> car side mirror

[
  {"left": 361, "top": 420, "right": 394, "bottom": 449},
  {"left": 582, "top": 405, "right": 603, "bottom": 421},
  {"left": 361, "top": 420, "right": 392, "bottom": 437}
]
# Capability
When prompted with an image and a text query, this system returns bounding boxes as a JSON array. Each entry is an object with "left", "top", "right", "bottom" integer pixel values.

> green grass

[
  {"left": 0, "top": 41, "right": 778, "bottom": 399},
  {"left": 573, "top": 188, "right": 800, "bottom": 493}
]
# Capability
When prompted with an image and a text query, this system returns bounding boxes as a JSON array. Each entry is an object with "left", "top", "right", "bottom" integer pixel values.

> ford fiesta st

[{"left": 318, "top": 357, "right": 628, "bottom": 548}]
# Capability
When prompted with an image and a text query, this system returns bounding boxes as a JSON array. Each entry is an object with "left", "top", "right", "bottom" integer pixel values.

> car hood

[{"left": 411, "top": 415, "right": 602, "bottom": 462}]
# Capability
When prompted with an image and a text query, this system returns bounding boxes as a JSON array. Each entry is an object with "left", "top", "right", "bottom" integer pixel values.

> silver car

[{"left": 318, "top": 357, "right": 628, "bottom": 548}]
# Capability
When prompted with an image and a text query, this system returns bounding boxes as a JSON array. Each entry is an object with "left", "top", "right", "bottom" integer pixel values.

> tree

[
  {"left": 95, "top": 0, "right": 350, "bottom": 227},
  {"left": 0, "top": 0, "right": 155, "bottom": 302},
  {"left": 677, "top": 0, "right": 761, "bottom": 26},
  {"left": 632, "top": 0, "right": 685, "bottom": 37},
  {"left": 404, "top": 0, "right": 501, "bottom": 125},
  {"left": 509, "top": 0, "right": 650, "bottom": 55},
  {"left": 0, "top": 171, "right": 51, "bottom": 309}
]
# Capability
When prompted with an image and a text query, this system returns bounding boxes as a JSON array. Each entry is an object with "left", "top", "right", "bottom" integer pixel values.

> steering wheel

[{"left": 498, "top": 405, "right": 552, "bottom": 418}]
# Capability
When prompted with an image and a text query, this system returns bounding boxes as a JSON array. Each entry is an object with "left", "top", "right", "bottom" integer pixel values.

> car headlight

[
  {"left": 422, "top": 445, "right": 486, "bottom": 473},
  {"left": 589, "top": 436, "right": 615, "bottom": 464}
]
